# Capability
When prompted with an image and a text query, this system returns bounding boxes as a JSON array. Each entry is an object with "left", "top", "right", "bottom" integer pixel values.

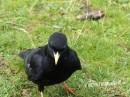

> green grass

[{"left": 0, "top": 0, "right": 130, "bottom": 97}]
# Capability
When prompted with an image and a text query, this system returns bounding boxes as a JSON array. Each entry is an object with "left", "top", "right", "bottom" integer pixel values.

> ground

[{"left": 0, "top": 0, "right": 130, "bottom": 97}]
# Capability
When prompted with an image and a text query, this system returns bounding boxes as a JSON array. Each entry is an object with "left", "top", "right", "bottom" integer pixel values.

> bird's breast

[{"left": 43, "top": 65, "right": 75, "bottom": 85}]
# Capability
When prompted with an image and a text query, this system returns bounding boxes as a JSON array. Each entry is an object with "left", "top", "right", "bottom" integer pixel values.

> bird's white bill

[{"left": 53, "top": 52, "right": 60, "bottom": 65}]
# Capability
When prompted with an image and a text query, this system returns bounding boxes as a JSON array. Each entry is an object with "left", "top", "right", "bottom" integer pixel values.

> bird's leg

[
  {"left": 38, "top": 85, "right": 44, "bottom": 97},
  {"left": 63, "top": 82, "right": 76, "bottom": 95},
  {"left": 40, "top": 92, "right": 44, "bottom": 97}
]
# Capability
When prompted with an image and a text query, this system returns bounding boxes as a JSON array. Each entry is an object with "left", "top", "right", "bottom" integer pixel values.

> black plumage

[{"left": 19, "top": 32, "right": 81, "bottom": 96}]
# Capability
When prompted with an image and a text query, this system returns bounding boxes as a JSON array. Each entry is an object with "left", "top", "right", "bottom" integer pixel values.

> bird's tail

[
  {"left": 19, "top": 48, "right": 39, "bottom": 59},
  {"left": 19, "top": 51, "right": 28, "bottom": 59},
  {"left": 19, "top": 49, "right": 33, "bottom": 59}
]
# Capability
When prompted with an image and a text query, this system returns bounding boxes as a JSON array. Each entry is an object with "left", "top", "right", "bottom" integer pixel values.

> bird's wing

[
  {"left": 19, "top": 48, "right": 46, "bottom": 82},
  {"left": 26, "top": 54, "right": 47, "bottom": 81},
  {"left": 19, "top": 48, "right": 40, "bottom": 74},
  {"left": 68, "top": 49, "right": 82, "bottom": 70}
]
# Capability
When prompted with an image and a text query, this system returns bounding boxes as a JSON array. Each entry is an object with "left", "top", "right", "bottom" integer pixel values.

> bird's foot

[{"left": 63, "top": 82, "right": 76, "bottom": 95}]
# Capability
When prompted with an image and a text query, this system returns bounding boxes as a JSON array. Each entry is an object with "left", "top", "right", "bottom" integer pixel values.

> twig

[
  {"left": 62, "top": 0, "right": 75, "bottom": 32},
  {"left": 87, "top": 79, "right": 124, "bottom": 88}
]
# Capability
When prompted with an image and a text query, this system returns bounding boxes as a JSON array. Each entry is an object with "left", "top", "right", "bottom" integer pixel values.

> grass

[{"left": 0, "top": 0, "right": 130, "bottom": 97}]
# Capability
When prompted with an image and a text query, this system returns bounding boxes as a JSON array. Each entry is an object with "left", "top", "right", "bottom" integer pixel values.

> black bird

[{"left": 19, "top": 32, "right": 81, "bottom": 97}]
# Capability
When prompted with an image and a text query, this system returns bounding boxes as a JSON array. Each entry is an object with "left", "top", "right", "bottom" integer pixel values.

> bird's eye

[
  {"left": 63, "top": 45, "right": 66, "bottom": 49},
  {"left": 49, "top": 44, "right": 55, "bottom": 50}
]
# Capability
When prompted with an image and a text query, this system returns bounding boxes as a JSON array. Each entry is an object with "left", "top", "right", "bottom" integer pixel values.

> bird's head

[{"left": 48, "top": 32, "right": 68, "bottom": 65}]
